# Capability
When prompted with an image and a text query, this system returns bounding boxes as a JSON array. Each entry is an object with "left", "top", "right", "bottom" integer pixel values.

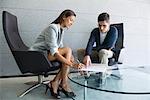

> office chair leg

[
  {"left": 18, "top": 83, "right": 41, "bottom": 97},
  {"left": 18, "top": 75, "right": 49, "bottom": 98}
]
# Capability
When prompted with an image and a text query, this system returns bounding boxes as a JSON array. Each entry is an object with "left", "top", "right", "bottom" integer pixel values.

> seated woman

[{"left": 29, "top": 9, "right": 83, "bottom": 99}]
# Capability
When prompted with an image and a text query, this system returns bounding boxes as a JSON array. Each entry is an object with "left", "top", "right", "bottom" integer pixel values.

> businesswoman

[{"left": 30, "top": 9, "right": 83, "bottom": 99}]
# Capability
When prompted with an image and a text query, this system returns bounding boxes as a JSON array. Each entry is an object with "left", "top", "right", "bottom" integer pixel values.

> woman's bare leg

[
  {"left": 58, "top": 47, "right": 72, "bottom": 91},
  {"left": 48, "top": 47, "right": 72, "bottom": 92}
]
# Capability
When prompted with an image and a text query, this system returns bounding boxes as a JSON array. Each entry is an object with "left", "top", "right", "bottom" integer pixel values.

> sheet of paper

[{"left": 80, "top": 63, "right": 107, "bottom": 72}]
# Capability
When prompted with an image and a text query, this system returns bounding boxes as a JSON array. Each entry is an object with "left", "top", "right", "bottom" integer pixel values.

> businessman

[{"left": 83, "top": 12, "right": 118, "bottom": 66}]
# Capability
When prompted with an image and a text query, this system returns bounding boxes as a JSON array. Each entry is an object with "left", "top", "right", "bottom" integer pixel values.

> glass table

[{"left": 69, "top": 65, "right": 150, "bottom": 100}]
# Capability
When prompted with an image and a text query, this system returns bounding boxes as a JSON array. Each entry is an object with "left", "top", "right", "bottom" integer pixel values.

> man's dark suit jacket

[{"left": 85, "top": 26, "right": 118, "bottom": 56}]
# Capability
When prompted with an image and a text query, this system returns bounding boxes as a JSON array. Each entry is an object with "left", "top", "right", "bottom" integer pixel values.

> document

[{"left": 80, "top": 63, "right": 107, "bottom": 72}]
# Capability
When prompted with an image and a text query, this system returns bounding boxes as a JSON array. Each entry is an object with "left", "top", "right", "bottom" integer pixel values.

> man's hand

[{"left": 83, "top": 55, "right": 91, "bottom": 67}]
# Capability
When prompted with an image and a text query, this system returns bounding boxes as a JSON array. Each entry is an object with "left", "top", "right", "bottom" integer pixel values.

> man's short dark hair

[{"left": 98, "top": 12, "right": 110, "bottom": 22}]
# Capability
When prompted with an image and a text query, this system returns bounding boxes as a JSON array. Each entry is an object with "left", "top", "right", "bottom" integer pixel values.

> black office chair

[
  {"left": 2, "top": 11, "right": 61, "bottom": 97},
  {"left": 109, "top": 23, "right": 124, "bottom": 65},
  {"left": 77, "top": 23, "right": 124, "bottom": 66}
]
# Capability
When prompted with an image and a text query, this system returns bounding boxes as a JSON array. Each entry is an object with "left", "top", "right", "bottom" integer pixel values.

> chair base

[{"left": 18, "top": 75, "right": 49, "bottom": 98}]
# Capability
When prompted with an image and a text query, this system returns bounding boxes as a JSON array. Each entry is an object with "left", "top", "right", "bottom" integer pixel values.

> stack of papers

[{"left": 80, "top": 63, "right": 107, "bottom": 72}]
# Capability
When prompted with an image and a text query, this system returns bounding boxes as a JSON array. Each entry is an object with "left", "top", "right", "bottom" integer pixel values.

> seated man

[{"left": 83, "top": 12, "right": 118, "bottom": 66}]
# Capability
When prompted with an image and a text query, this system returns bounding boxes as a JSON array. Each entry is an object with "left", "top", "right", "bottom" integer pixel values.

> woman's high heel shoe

[
  {"left": 45, "top": 83, "right": 61, "bottom": 99},
  {"left": 61, "top": 87, "right": 76, "bottom": 98}
]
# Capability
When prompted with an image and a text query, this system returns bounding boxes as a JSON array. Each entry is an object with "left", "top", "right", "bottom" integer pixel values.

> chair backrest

[
  {"left": 111, "top": 23, "right": 124, "bottom": 51},
  {"left": 109, "top": 23, "right": 124, "bottom": 63},
  {"left": 2, "top": 11, "right": 60, "bottom": 74},
  {"left": 2, "top": 11, "right": 28, "bottom": 51}
]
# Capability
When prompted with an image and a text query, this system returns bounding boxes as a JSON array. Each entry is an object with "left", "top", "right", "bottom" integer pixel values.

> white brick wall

[{"left": 0, "top": 0, "right": 150, "bottom": 75}]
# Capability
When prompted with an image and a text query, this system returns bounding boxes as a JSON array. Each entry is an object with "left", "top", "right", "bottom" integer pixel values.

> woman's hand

[
  {"left": 69, "top": 55, "right": 85, "bottom": 69},
  {"left": 72, "top": 63, "right": 85, "bottom": 69}
]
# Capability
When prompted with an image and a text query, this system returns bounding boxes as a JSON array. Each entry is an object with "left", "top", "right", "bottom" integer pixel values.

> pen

[{"left": 76, "top": 59, "right": 80, "bottom": 64}]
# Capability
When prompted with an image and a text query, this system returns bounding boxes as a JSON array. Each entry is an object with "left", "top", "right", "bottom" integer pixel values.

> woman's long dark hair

[{"left": 52, "top": 9, "right": 76, "bottom": 24}]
